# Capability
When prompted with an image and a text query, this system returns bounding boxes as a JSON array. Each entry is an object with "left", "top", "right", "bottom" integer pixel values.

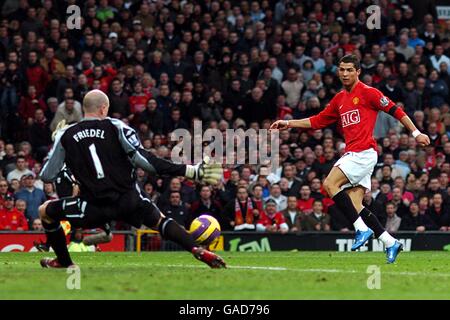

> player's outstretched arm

[
  {"left": 369, "top": 89, "right": 430, "bottom": 147},
  {"left": 270, "top": 118, "right": 312, "bottom": 130},
  {"left": 399, "top": 115, "right": 431, "bottom": 147},
  {"left": 271, "top": 100, "right": 339, "bottom": 131}
]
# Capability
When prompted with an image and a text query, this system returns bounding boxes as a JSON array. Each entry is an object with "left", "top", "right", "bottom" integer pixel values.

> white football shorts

[{"left": 334, "top": 148, "right": 378, "bottom": 191}]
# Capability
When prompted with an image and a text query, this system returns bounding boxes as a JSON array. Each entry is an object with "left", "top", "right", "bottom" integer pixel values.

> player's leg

[
  {"left": 346, "top": 187, "right": 388, "bottom": 240},
  {"left": 83, "top": 223, "right": 113, "bottom": 246},
  {"left": 140, "top": 200, "right": 226, "bottom": 268},
  {"left": 347, "top": 187, "right": 403, "bottom": 262},
  {"left": 39, "top": 200, "right": 74, "bottom": 268},
  {"left": 40, "top": 197, "right": 116, "bottom": 267},
  {"left": 323, "top": 166, "right": 370, "bottom": 233}
]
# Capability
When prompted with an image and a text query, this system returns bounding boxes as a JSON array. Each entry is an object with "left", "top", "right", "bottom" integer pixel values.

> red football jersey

[
  {"left": 310, "top": 81, "right": 406, "bottom": 153},
  {"left": 257, "top": 211, "right": 286, "bottom": 229},
  {"left": 0, "top": 208, "right": 29, "bottom": 230},
  {"left": 297, "top": 198, "right": 314, "bottom": 214}
]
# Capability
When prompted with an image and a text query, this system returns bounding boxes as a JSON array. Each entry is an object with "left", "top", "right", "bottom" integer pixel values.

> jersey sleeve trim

[
  {"left": 40, "top": 124, "right": 75, "bottom": 182},
  {"left": 109, "top": 118, "right": 156, "bottom": 175}
]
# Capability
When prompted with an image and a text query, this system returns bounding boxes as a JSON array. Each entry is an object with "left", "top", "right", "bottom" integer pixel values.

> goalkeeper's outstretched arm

[
  {"left": 139, "top": 149, "right": 222, "bottom": 185},
  {"left": 139, "top": 148, "right": 187, "bottom": 176}
]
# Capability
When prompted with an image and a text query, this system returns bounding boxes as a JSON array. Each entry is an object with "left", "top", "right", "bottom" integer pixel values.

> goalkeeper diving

[{"left": 38, "top": 90, "right": 226, "bottom": 269}]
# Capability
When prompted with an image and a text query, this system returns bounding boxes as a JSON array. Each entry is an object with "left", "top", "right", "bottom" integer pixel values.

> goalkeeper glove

[
  {"left": 52, "top": 119, "right": 68, "bottom": 141},
  {"left": 185, "top": 156, "right": 223, "bottom": 185}
]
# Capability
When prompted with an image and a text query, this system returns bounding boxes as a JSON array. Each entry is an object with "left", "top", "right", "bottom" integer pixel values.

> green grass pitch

[{"left": 0, "top": 251, "right": 449, "bottom": 299}]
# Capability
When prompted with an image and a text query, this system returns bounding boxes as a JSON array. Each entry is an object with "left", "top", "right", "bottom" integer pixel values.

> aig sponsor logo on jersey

[{"left": 341, "top": 109, "right": 361, "bottom": 127}]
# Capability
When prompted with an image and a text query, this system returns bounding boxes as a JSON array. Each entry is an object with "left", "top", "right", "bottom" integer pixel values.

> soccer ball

[{"left": 189, "top": 215, "right": 221, "bottom": 247}]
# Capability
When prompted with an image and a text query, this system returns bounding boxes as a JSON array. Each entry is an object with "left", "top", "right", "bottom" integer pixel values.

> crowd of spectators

[{"left": 0, "top": 0, "right": 449, "bottom": 234}]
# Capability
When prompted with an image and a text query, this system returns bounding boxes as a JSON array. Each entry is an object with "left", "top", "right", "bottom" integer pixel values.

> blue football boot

[
  {"left": 351, "top": 229, "right": 374, "bottom": 251},
  {"left": 386, "top": 241, "right": 403, "bottom": 264}
]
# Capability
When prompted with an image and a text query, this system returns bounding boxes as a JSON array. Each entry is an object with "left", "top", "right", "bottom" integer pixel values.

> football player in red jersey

[{"left": 271, "top": 55, "right": 430, "bottom": 263}]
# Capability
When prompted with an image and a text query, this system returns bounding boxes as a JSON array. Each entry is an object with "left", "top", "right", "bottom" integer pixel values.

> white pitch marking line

[{"left": 158, "top": 264, "right": 450, "bottom": 277}]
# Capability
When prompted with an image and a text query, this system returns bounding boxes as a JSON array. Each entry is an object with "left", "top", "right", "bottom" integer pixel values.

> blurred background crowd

[{"left": 0, "top": 0, "right": 449, "bottom": 234}]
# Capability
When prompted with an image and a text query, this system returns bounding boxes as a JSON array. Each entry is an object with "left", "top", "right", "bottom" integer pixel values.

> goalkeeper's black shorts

[{"left": 45, "top": 184, "right": 162, "bottom": 229}]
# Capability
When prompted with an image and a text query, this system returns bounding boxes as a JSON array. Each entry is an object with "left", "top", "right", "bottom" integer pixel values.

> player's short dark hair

[
  {"left": 338, "top": 54, "right": 361, "bottom": 70},
  {"left": 313, "top": 199, "right": 323, "bottom": 205}
]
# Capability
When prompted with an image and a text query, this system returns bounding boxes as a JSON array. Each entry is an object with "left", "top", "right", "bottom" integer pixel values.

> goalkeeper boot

[
  {"left": 386, "top": 240, "right": 403, "bottom": 264},
  {"left": 40, "top": 258, "right": 76, "bottom": 269},
  {"left": 351, "top": 228, "right": 374, "bottom": 251},
  {"left": 192, "top": 247, "right": 227, "bottom": 269}
]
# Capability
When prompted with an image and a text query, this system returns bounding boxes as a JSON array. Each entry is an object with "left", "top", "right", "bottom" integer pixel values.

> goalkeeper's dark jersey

[{"left": 41, "top": 117, "right": 156, "bottom": 204}]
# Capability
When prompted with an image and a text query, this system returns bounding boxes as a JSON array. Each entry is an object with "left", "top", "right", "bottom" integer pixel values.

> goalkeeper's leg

[
  {"left": 83, "top": 223, "right": 113, "bottom": 246},
  {"left": 141, "top": 201, "right": 226, "bottom": 268},
  {"left": 39, "top": 200, "right": 74, "bottom": 268}
]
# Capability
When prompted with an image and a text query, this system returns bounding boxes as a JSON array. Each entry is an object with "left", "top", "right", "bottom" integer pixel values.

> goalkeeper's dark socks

[
  {"left": 43, "top": 222, "right": 73, "bottom": 267},
  {"left": 158, "top": 217, "right": 196, "bottom": 252},
  {"left": 332, "top": 190, "right": 369, "bottom": 231},
  {"left": 360, "top": 208, "right": 385, "bottom": 238}
]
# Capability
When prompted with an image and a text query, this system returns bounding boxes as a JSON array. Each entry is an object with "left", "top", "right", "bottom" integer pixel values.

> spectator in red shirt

[
  {"left": 0, "top": 194, "right": 29, "bottom": 230},
  {"left": 18, "top": 85, "right": 47, "bottom": 126},
  {"left": 84, "top": 65, "right": 117, "bottom": 93},
  {"left": 0, "top": 179, "right": 11, "bottom": 209},
  {"left": 339, "top": 33, "right": 356, "bottom": 55},
  {"left": 297, "top": 185, "right": 314, "bottom": 214},
  {"left": 25, "top": 51, "right": 48, "bottom": 97},
  {"left": 129, "top": 81, "right": 151, "bottom": 121},
  {"left": 256, "top": 199, "right": 289, "bottom": 233}
]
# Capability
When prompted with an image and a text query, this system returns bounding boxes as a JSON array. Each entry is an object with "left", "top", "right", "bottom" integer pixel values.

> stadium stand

[{"left": 0, "top": 0, "right": 449, "bottom": 239}]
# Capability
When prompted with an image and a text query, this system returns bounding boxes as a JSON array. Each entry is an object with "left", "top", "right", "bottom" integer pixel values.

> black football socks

[
  {"left": 158, "top": 217, "right": 196, "bottom": 251},
  {"left": 360, "top": 207, "right": 385, "bottom": 238},
  {"left": 43, "top": 222, "right": 73, "bottom": 267}
]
